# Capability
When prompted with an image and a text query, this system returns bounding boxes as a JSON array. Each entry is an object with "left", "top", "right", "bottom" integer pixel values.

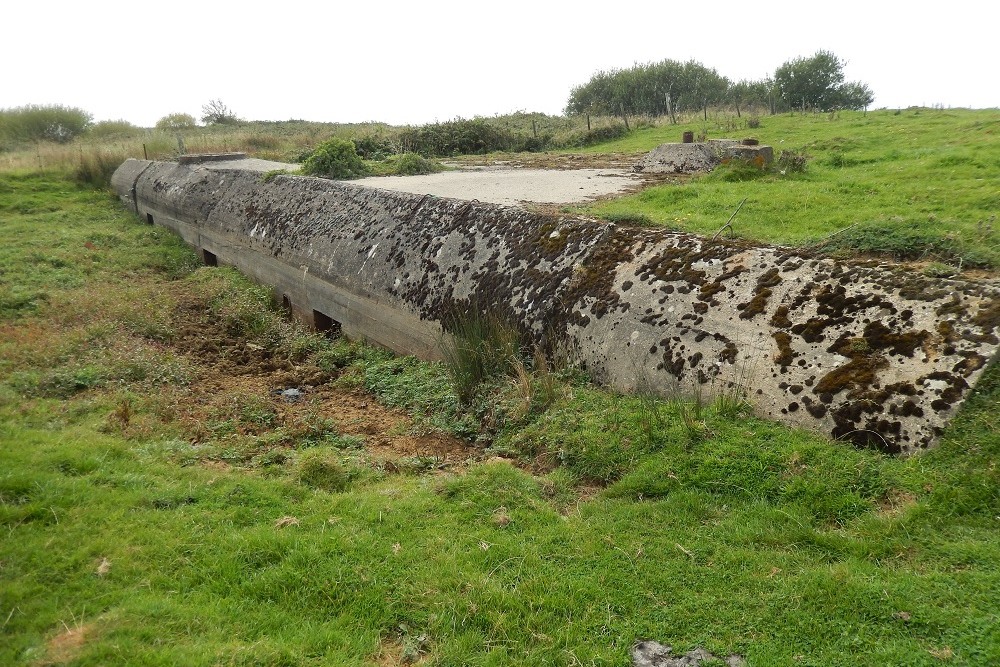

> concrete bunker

[{"left": 111, "top": 157, "right": 1000, "bottom": 453}]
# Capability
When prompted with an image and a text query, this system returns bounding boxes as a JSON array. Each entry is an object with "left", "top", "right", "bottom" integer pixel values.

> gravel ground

[{"left": 353, "top": 168, "right": 641, "bottom": 206}]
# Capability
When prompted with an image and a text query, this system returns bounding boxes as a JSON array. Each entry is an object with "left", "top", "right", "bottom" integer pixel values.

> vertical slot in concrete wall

[{"left": 313, "top": 310, "right": 341, "bottom": 337}]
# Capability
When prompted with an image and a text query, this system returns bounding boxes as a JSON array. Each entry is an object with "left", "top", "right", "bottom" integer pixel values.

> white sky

[{"left": 3, "top": 0, "right": 997, "bottom": 127}]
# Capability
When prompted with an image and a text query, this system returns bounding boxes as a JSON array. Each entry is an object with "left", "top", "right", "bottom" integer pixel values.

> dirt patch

[
  {"left": 373, "top": 636, "right": 432, "bottom": 666},
  {"left": 878, "top": 489, "right": 919, "bottom": 517},
  {"left": 446, "top": 151, "right": 644, "bottom": 171},
  {"left": 129, "top": 287, "right": 480, "bottom": 470},
  {"left": 40, "top": 622, "right": 95, "bottom": 665}
]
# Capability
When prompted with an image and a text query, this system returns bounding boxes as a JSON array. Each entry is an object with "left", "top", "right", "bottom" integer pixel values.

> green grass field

[
  {"left": 580, "top": 109, "right": 1000, "bottom": 271},
  {"left": 1, "top": 108, "right": 999, "bottom": 665}
]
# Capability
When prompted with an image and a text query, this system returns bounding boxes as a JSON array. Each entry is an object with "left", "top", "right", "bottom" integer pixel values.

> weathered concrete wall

[
  {"left": 112, "top": 158, "right": 1000, "bottom": 453},
  {"left": 634, "top": 140, "right": 773, "bottom": 174}
]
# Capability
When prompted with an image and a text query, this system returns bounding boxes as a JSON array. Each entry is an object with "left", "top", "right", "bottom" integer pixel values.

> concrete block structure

[{"left": 112, "top": 158, "right": 1000, "bottom": 453}]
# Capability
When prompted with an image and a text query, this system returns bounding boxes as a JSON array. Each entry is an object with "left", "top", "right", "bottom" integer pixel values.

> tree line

[{"left": 565, "top": 51, "right": 875, "bottom": 123}]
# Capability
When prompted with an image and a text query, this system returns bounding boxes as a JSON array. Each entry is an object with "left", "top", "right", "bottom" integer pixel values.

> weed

[
  {"left": 675, "top": 381, "right": 708, "bottom": 445},
  {"left": 260, "top": 168, "right": 290, "bottom": 183},
  {"left": 715, "top": 353, "right": 758, "bottom": 419},
  {"left": 923, "top": 261, "right": 958, "bottom": 278},
  {"left": 775, "top": 149, "right": 809, "bottom": 174}
]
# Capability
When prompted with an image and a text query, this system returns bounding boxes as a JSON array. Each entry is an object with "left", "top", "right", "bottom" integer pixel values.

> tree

[
  {"left": 834, "top": 81, "right": 875, "bottom": 111},
  {"left": 565, "top": 59, "right": 730, "bottom": 120},
  {"left": 774, "top": 51, "right": 873, "bottom": 112},
  {"left": 200, "top": 99, "right": 240, "bottom": 125},
  {"left": 727, "top": 78, "right": 777, "bottom": 116},
  {"left": 155, "top": 112, "right": 197, "bottom": 131}
]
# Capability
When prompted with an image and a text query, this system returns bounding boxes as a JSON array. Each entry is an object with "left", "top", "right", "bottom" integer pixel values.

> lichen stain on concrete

[{"left": 112, "top": 158, "right": 1000, "bottom": 453}]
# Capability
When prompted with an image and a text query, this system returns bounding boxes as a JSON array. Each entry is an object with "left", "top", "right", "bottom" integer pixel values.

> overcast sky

[{"left": 4, "top": 0, "right": 997, "bottom": 127}]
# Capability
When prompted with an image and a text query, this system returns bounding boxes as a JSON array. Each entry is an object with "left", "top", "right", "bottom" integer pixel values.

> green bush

[
  {"left": 301, "top": 138, "right": 370, "bottom": 179},
  {"left": 398, "top": 118, "right": 518, "bottom": 157},
  {"left": 353, "top": 135, "right": 396, "bottom": 160},
  {"left": 392, "top": 153, "right": 443, "bottom": 175}
]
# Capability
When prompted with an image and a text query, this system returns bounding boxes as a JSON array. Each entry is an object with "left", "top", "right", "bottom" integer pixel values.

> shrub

[
  {"left": 87, "top": 119, "right": 142, "bottom": 139},
  {"left": 155, "top": 113, "right": 197, "bottom": 131},
  {"left": 353, "top": 135, "right": 396, "bottom": 160},
  {"left": 201, "top": 99, "right": 241, "bottom": 126},
  {"left": 301, "top": 138, "right": 370, "bottom": 179},
  {"left": 398, "top": 118, "right": 517, "bottom": 157},
  {"left": 392, "top": 153, "right": 443, "bottom": 176},
  {"left": 0, "top": 104, "right": 92, "bottom": 143}
]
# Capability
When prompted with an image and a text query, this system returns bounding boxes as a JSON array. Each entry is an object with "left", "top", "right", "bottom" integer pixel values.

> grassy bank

[
  {"left": 1, "top": 166, "right": 999, "bottom": 666},
  {"left": 581, "top": 108, "right": 1000, "bottom": 271}
]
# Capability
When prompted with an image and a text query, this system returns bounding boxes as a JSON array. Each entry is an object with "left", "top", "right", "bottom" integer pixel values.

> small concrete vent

[
  {"left": 202, "top": 249, "right": 218, "bottom": 267},
  {"left": 313, "top": 310, "right": 341, "bottom": 336}
]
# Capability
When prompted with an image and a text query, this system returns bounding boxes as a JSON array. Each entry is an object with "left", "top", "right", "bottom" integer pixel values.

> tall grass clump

[
  {"left": 295, "top": 450, "right": 349, "bottom": 492},
  {"left": 73, "top": 148, "right": 128, "bottom": 188},
  {"left": 441, "top": 311, "right": 522, "bottom": 404}
]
